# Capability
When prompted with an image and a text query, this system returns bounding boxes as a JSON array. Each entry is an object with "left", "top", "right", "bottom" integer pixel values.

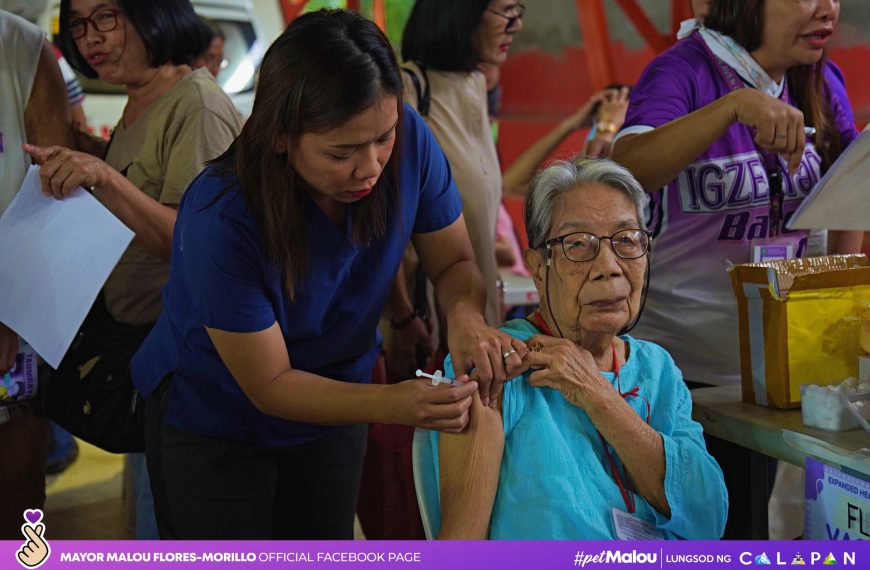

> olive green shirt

[{"left": 103, "top": 68, "right": 242, "bottom": 325}]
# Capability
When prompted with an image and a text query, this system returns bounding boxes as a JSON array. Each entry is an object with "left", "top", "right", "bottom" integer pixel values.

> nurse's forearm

[
  {"left": 586, "top": 388, "right": 671, "bottom": 517},
  {"left": 611, "top": 94, "right": 736, "bottom": 193},
  {"left": 250, "top": 368, "right": 475, "bottom": 432},
  {"left": 251, "top": 369, "right": 396, "bottom": 425},
  {"left": 208, "top": 323, "right": 475, "bottom": 429},
  {"left": 432, "top": 259, "right": 487, "bottom": 325}
]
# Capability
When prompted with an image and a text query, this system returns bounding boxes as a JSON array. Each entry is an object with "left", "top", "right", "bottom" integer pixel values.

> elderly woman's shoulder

[
  {"left": 499, "top": 318, "right": 539, "bottom": 342},
  {"left": 623, "top": 335, "right": 681, "bottom": 374}
]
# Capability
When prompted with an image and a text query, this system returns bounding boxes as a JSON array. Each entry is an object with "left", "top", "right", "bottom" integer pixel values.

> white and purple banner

[{"left": 2, "top": 539, "right": 868, "bottom": 570}]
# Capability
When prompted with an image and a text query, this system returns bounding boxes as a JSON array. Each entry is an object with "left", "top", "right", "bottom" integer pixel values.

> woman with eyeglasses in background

[
  {"left": 386, "top": 1, "right": 525, "bottom": 399},
  {"left": 23, "top": 0, "right": 242, "bottom": 537}
]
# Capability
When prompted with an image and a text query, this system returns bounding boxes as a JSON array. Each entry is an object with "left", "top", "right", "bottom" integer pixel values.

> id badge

[
  {"left": 750, "top": 234, "right": 805, "bottom": 263},
  {"left": 611, "top": 507, "right": 664, "bottom": 540}
]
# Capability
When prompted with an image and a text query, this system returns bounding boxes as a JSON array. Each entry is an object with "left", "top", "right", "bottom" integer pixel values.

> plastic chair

[{"left": 411, "top": 428, "right": 441, "bottom": 539}]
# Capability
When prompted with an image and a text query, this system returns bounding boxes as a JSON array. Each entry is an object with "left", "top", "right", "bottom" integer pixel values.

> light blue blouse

[{"left": 436, "top": 318, "right": 728, "bottom": 539}]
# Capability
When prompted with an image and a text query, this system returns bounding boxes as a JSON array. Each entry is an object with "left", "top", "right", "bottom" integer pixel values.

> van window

[
  {"left": 53, "top": 18, "right": 258, "bottom": 95},
  {"left": 214, "top": 19, "right": 258, "bottom": 94}
]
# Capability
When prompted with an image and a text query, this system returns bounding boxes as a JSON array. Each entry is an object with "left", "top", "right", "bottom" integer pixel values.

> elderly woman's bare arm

[{"left": 437, "top": 391, "right": 505, "bottom": 539}]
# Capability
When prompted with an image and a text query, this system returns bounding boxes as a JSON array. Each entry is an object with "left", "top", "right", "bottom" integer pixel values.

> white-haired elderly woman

[{"left": 428, "top": 157, "right": 727, "bottom": 539}]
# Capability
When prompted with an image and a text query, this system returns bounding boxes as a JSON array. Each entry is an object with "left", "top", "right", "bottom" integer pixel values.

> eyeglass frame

[
  {"left": 486, "top": 2, "right": 526, "bottom": 32},
  {"left": 543, "top": 229, "right": 652, "bottom": 263},
  {"left": 69, "top": 8, "right": 123, "bottom": 40}
]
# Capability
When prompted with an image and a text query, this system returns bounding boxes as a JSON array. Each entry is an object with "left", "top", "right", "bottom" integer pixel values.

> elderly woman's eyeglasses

[
  {"left": 69, "top": 9, "right": 122, "bottom": 40},
  {"left": 487, "top": 2, "right": 526, "bottom": 32},
  {"left": 545, "top": 229, "right": 651, "bottom": 263}
]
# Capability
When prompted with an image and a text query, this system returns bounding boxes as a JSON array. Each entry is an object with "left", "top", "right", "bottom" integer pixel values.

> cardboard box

[{"left": 729, "top": 254, "right": 870, "bottom": 408}]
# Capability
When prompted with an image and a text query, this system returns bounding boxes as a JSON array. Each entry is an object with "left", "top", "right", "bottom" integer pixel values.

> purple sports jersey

[{"left": 618, "top": 33, "right": 859, "bottom": 386}]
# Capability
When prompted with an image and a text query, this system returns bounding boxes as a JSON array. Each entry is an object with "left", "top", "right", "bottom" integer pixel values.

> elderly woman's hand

[
  {"left": 23, "top": 144, "right": 114, "bottom": 200},
  {"left": 524, "top": 334, "right": 612, "bottom": 409},
  {"left": 447, "top": 313, "right": 528, "bottom": 408}
]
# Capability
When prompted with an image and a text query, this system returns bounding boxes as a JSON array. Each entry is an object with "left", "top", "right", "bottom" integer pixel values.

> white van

[{"left": 41, "top": 0, "right": 274, "bottom": 139}]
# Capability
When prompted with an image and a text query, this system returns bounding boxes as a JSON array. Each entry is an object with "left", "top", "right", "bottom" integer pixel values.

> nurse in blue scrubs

[{"left": 131, "top": 9, "right": 526, "bottom": 539}]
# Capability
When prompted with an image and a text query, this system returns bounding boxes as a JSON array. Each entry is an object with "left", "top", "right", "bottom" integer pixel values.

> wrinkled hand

[
  {"left": 17, "top": 523, "right": 50, "bottom": 568},
  {"left": 595, "top": 86, "right": 630, "bottom": 132},
  {"left": 23, "top": 143, "right": 112, "bottom": 200},
  {"left": 387, "top": 316, "right": 434, "bottom": 379},
  {"left": 390, "top": 378, "right": 478, "bottom": 433},
  {"left": 0, "top": 322, "right": 19, "bottom": 375},
  {"left": 447, "top": 314, "right": 527, "bottom": 408},
  {"left": 582, "top": 87, "right": 631, "bottom": 158},
  {"left": 730, "top": 88, "right": 806, "bottom": 174},
  {"left": 524, "top": 335, "right": 609, "bottom": 409}
]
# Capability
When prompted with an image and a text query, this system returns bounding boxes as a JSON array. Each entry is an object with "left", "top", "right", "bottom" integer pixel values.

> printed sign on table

[{"left": 804, "top": 456, "right": 870, "bottom": 540}]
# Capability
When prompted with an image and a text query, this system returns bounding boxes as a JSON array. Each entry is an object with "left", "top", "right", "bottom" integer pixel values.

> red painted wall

[{"left": 497, "top": 44, "right": 870, "bottom": 171}]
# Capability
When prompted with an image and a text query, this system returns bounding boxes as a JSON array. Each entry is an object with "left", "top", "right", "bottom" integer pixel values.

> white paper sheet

[
  {"left": 788, "top": 125, "right": 870, "bottom": 231},
  {"left": 0, "top": 166, "right": 134, "bottom": 368}
]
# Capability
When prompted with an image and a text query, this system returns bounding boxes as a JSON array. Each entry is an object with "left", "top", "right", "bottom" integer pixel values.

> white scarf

[
  {"left": 676, "top": 18, "right": 700, "bottom": 40},
  {"left": 698, "top": 28, "right": 785, "bottom": 98}
]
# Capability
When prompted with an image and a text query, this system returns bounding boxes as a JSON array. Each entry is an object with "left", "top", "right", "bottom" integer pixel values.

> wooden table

[{"left": 691, "top": 385, "right": 870, "bottom": 538}]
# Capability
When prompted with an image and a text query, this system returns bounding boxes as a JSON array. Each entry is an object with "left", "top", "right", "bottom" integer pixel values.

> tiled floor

[{"left": 43, "top": 440, "right": 132, "bottom": 540}]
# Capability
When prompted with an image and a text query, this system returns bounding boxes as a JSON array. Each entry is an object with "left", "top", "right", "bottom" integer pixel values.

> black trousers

[
  {"left": 144, "top": 376, "right": 174, "bottom": 539},
  {"left": 145, "top": 377, "right": 367, "bottom": 539}
]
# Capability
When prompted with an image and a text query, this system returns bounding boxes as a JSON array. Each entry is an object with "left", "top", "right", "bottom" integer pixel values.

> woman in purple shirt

[
  {"left": 611, "top": 0, "right": 861, "bottom": 538},
  {"left": 612, "top": 0, "right": 861, "bottom": 388}
]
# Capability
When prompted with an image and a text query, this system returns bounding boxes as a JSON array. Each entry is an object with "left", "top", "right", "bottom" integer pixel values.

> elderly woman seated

[{"left": 431, "top": 157, "right": 727, "bottom": 539}]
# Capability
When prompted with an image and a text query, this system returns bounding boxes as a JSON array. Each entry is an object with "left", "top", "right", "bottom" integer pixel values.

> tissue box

[{"left": 729, "top": 254, "right": 870, "bottom": 408}]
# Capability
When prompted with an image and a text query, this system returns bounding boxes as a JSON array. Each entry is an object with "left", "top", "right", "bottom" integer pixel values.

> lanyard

[
  {"left": 698, "top": 39, "right": 788, "bottom": 237},
  {"left": 531, "top": 312, "right": 650, "bottom": 513}
]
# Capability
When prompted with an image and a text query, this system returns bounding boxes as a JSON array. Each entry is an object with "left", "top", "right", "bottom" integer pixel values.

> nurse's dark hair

[
  {"left": 402, "top": 0, "right": 491, "bottom": 72},
  {"left": 705, "top": 0, "right": 844, "bottom": 172},
  {"left": 58, "top": 0, "right": 209, "bottom": 78},
  {"left": 215, "top": 9, "right": 403, "bottom": 300}
]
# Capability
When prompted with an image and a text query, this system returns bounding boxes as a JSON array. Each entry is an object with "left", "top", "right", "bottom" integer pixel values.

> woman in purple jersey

[
  {"left": 612, "top": 0, "right": 862, "bottom": 388},
  {"left": 611, "top": 0, "right": 861, "bottom": 538}
]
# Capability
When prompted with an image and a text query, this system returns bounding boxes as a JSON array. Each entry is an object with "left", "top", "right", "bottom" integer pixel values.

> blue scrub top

[{"left": 131, "top": 104, "right": 463, "bottom": 446}]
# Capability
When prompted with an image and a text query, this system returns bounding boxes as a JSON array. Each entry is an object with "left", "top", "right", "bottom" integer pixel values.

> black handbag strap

[
  {"left": 71, "top": 294, "right": 154, "bottom": 357},
  {"left": 402, "top": 63, "right": 431, "bottom": 117}
]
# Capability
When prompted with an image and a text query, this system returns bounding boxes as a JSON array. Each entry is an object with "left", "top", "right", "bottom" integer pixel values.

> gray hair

[{"left": 524, "top": 157, "right": 648, "bottom": 249}]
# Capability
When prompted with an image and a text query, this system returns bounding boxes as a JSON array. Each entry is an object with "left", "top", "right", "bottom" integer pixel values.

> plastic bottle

[{"left": 0, "top": 342, "right": 38, "bottom": 404}]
